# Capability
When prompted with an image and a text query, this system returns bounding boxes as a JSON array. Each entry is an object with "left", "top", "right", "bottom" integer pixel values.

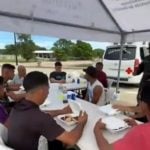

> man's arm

[
  {"left": 56, "top": 112, "right": 88, "bottom": 145},
  {"left": 94, "top": 119, "right": 113, "bottom": 150},
  {"left": 7, "top": 84, "right": 21, "bottom": 91},
  {"left": 6, "top": 92, "right": 26, "bottom": 101},
  {"left": 92, "top": 86, "right": 102, "bottom": 104},
  {"left": 113, "top": 104, "right": 141, "bottom": 113},
  {"left": 46, "top": 105, "right": 72, "bottom": 117},
  {"left": 133, "top": 62, "right": 144, "bottom": 75}
]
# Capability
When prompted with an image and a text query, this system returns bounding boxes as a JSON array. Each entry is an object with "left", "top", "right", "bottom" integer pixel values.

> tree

[
  {"left": 17, "top": 34, "right": 31, "bottom": 42},
  {"left": 35, "top": 45, "right": 46, "bottom": 50},
  {"left": 19, "top": 40, "right": 36, "bottom": 61},
  {"left": 16, "top": 34, "right": 36, "bottom": 61},
  {"left": 93, "top": 48, "right": 104, "bottom": 58},
  {"left": 5, "top": 44, "right": 17, "bottom": 55},
  {"left": 72, "top": 40, "right": 93, "bottom": 60},
  {"left": 52, "top": 39, "right": 75, "bottom": 60}
]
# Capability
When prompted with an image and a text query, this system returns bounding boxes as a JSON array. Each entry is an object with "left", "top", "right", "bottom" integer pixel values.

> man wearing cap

[
  {"left": 83, "top": 66, "right": 105, "bottom": 106},
  {"left": 93, "top": 82, "right": 150, "bottom": 150}
]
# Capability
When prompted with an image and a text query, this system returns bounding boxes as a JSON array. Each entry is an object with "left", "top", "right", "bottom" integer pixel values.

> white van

[{"left": 103, "top": 42, "right": 149, "bottom": 84}]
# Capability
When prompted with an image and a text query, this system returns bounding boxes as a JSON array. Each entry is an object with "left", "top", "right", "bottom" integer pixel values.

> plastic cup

[{"left": 71, "top": 93, "right": 76, "bottom": 100}]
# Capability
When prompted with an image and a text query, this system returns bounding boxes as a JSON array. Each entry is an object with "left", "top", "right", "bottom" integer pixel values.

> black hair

[
  {"left": 2, "top": 64, "right": 15, "bottom": 70},
  {"left": 23, "top": 71, "right": 49, "bottom": 92},
  {"left": 96, "top": 62, "right": 103, "bottom": 66},
  {"left": 0, "top": 76, "right": 4, "bottom": 86},
  {"left": 55, "top": 61, "right": 62, "bottom": 67},
  {"left": 83, "top": 66, "right": 97, "bottom": 78}
]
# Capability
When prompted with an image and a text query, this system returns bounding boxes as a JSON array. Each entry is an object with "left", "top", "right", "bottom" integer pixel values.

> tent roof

[{"left": 0, "top": 0, "right": 150, "bottom": 42}]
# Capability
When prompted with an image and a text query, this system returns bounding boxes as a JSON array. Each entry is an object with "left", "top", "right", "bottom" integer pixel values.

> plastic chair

[
  {"left": 0, "top": 123, "right": 13, "bottom": 150},
  {"left": 107, "top": 79, "right": 114, "bottom": 88},
  {"left": 0, "top": 145, "right": 14, "bottom": 150},
  {"left": 104, "top": 88, "right": 115, "bottom": 104},
  {"left": 0, "top": 124, "right": 8, "bottom": 144},
  {"left": 38, "top": 136, "right": 48, "bottom": 150}
]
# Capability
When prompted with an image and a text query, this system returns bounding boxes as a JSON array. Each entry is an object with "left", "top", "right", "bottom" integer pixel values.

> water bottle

[
  {"left": 62, "top": 86, "right": 68, "bottom": 103},
  {"left": 72, "top": 79, "right": 75, "bottom": 83},
  {"left": 77, "top": 78, "right": 80, "bottom": 84}
]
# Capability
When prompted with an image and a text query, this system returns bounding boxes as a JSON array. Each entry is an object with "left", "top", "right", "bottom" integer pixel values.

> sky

[{"left": 0, "top": 31, "right": 111, "bottom": 50}]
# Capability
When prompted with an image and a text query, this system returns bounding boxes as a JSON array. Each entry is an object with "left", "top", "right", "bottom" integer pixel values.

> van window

[{"left": 104, "top": 46, "right": 136, "bottom": 60}]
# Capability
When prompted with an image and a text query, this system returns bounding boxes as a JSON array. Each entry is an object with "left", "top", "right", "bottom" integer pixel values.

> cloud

[
  {"left": 0, "top": 43, "right": 6, "bottom": 48},
  {"left": 88, "top": 41, "right": 111, "bottom": 50}
]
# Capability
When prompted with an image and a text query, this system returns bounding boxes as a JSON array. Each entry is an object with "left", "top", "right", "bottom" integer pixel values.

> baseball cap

[{"left": 83, "top": 66, "right": 97, "bottom": 78}]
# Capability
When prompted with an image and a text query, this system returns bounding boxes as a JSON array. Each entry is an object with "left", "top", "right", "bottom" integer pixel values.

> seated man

[
  {"left": 50, "top": 61, "right": 66, "bottom": 83},
  {"left": 96, "top": 62, "right": 108, "bottom": 88},
  {"left": 94, "top": 82, "right": 150, "bottom": 150},
  {"left": 1, "top": 64, "right": 20, "bottom": 91},
  {"left": 11, "top": 65, "right": 26, "bottom": 86},
  {"left": 0, "top": 76, "right": 24, "bottom": 115},
  {"left": 1, "top": 64, "right": 15, "bottom": 86},
  {"left": 84, "top": 66, "right": 105, "bottom": 106},
  {"left": 7, "top": 71, "right": 88, "bottom": 150},
  {"left": 0, "top": 76, "right": 8, "bottom": 124}
]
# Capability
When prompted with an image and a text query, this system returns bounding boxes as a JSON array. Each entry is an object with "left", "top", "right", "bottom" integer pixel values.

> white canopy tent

[{"left": 0, "top": 0, "right": 150, "bottom": 91}]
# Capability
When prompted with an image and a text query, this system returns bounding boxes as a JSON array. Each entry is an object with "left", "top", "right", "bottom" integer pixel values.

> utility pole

[{"left": 14, "top": 33, "right": 18, "bottom": 66}]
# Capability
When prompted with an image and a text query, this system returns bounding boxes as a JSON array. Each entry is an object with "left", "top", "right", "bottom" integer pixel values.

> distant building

[{"left": 34, "top": 50, "right": 55, "bottom": 60}]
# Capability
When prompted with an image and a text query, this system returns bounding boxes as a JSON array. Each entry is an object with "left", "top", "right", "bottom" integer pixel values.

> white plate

[
  {"left": 57, "top": 113, "right": 78, "bottom": 126},
  {"left": 99, "top": 104, "right": 120, "bottom": 115},
  {"left": 102, "top": 116, "right": 129, "bottom": 133}
]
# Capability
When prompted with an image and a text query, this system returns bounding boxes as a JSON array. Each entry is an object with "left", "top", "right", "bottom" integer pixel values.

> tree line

[{"left": 3, "top": 34, "right": 104, "bottom": 61}]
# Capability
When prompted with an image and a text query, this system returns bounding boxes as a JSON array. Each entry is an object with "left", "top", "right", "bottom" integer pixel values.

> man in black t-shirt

[
  {"left": 50, "top": 61, "right": 66, "bottom": 83},
  {"left": 7, "top": 71, "right": 87, "bottom": 150}
]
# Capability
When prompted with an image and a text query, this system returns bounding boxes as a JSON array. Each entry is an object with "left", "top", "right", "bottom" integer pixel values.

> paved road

[{"left": 112, "top": 84, "right": 138, "bottom": 106}]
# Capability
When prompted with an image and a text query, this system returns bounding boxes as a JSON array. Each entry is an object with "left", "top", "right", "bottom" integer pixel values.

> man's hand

[
  {"left": 78, "top": 111, "right": 88, "bottom": 125},
  {"left": 61, "top": 105, "right": 72, "bottom": 114},
  {"left": 93, "top": 119, "right": 113, "bottom": 150},
  {"left": 7, "top": 91, "right": 17, "bottom": 100},
  {"left": 94, "top": 119, "right": 106, "bottom": 133},
  {"left": 6, "top": 92, "right": 25, "bottom": 101},
  {"left": 124, "top": 118, "right": 138, "bottom": 127}
]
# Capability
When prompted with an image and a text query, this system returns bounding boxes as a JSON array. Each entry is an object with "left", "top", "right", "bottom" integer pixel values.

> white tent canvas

[
  {"left": 0, "top": 0, "right": 150, "bottom": 91},
  {"left": 0, "top": 0, "right": 150, "bottom": 42}
]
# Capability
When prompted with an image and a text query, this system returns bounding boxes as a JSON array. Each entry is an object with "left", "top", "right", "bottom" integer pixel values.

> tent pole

[
  {"left": 14, "top": 33, "right": 18, "bottom": 66},
  {"left": 116, "top": 34, "right": 125, "bottom": 93}
]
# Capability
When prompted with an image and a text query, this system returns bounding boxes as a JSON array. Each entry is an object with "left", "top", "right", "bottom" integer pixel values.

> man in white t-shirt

[
  {"left": 11, "top": 65, "right": 26, "bottom": 85},
  {"left": 83, "top": 66, "right": 105, "bottom": 106}
]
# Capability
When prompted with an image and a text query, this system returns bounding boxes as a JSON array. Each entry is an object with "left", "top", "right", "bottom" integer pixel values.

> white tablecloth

[
  {"left": 49, "top": 82, "right": 87, "bottom": 91},
  {"left": 40, "top": 88, "right": 129, "bottom": 150}
]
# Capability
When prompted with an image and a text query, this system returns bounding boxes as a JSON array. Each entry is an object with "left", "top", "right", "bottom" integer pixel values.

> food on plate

[{"left": 61, "top": 115, "right": 78, "bottom": 123}]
